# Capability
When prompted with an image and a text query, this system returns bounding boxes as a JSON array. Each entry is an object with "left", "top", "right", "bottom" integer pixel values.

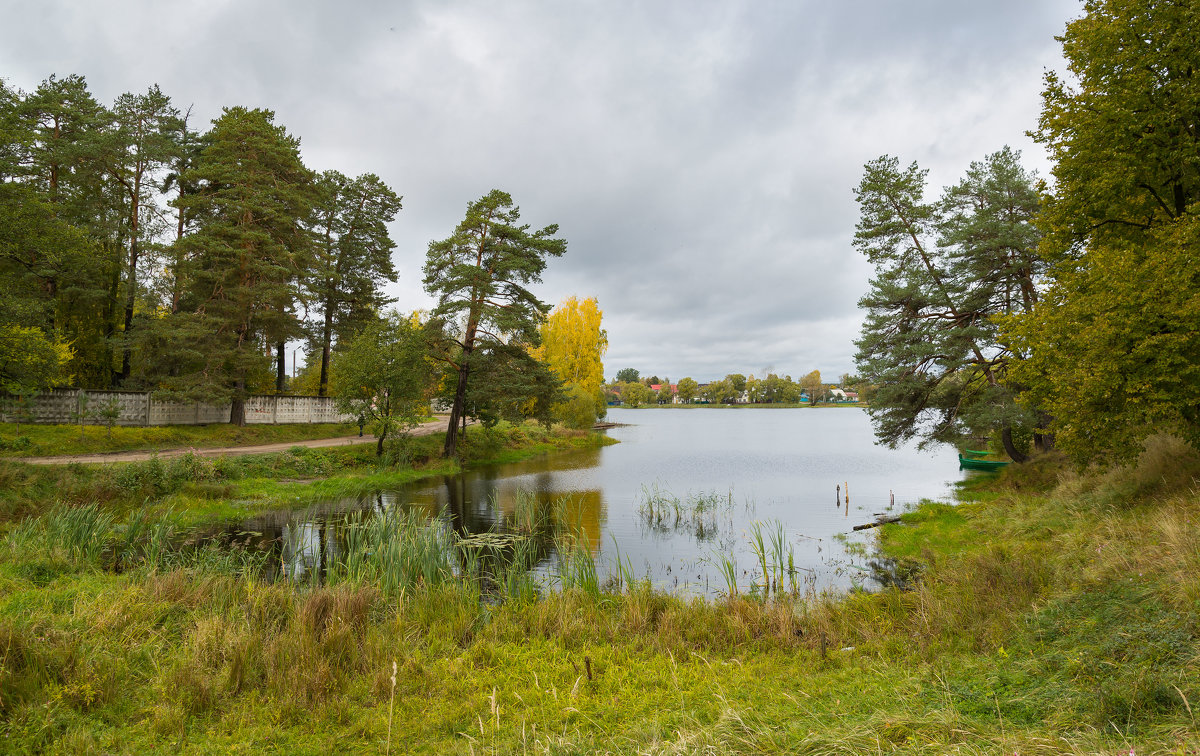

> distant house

[{"left": 650, "top": 383, "right": 678, "bottom": 404}]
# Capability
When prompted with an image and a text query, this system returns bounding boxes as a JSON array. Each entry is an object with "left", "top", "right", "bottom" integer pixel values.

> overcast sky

[{"left": 2, "top": 0, "right": 1081, "bottom": 382}]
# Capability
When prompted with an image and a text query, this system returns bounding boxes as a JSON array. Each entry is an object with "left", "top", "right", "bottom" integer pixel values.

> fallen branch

[{"left": 852, "top": 515, "right": 902, "bottom": 531}]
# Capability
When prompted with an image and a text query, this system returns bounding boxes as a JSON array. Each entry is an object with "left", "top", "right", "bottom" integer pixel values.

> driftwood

[{"left": 852, "top": 515, "right": 902, "bottom": 531}]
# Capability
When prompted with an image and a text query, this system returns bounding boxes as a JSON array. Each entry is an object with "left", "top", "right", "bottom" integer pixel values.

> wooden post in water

[
  {"left": 890, "top": 490, "right": 894, "bottom": 508},
  {"left": 844, "top": 481, "right": 850, "bottom": 516},
  {"left": 836, "top": 484, "right": 840, "bottom": 506}
]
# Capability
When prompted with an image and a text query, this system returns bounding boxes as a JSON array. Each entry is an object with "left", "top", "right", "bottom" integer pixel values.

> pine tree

[
  {"left": 306, "top": 170, "right": 402, "bottom": 396},
  {"left": 423, "top": 190, "right": 566, "bottom": 456},
  {"left": 168, "top": 107, "right": 314, "bottom": 424},
  {"left": 853, "top": 149, "right": 1043, "bottom": 460},
  {"left": 106, "top": 85, "right": 183, "bottom": 384}
]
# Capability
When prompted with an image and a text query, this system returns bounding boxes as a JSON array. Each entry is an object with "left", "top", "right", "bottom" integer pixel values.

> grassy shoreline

[
  {"left": 2, "top": 431, "right": 1199, "bottom": 752},
  {"left": 0, "top": 422, "right": 613, "bottom": 528}
]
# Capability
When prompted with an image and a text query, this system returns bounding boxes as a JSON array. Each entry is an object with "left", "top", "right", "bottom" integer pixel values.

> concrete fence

[{"left": 0, "top": 389, "right": 354, "bottom": 427}]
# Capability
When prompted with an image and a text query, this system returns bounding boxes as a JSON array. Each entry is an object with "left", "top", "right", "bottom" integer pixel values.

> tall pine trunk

[
  {"left": 318, "top": 306, "right": 333, "bottom": 397},
  {"left": 444, "top": 361, "right": 471, "bottom": 458},
  {"left": 231, "top": 377, "right": 247, "bottom": 426},
  {"left": 120, "top": 184, "right": 141, "bottom": 384},
  {"left": 275, "top": 341, "right": 287, "bottom": 393}
]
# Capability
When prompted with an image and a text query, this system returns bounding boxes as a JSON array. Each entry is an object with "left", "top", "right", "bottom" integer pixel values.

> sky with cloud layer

[{"left": 1, "top": 0, "right": 1083, "bottom": 381}]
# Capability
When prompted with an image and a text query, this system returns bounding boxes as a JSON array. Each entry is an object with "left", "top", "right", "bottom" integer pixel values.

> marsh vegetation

[{"left": 3, "top": 431, "right": 1200, "bottom": 752}]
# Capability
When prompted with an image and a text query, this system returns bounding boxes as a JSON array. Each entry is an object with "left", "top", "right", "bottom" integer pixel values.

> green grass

[
  {"left": 0, "top": 422, "right": 614, "bottom": 529},
  {"left": 0, "top": 420, "right": 362, "bottom": 457},
  {"left": 2, "top": 432, "right": 1200, "bottom": 752}
]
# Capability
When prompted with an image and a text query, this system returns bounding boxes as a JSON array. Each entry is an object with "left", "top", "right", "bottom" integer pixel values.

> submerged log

[{"left": 852, "top": 515, "right": 902, "bottom": 531}]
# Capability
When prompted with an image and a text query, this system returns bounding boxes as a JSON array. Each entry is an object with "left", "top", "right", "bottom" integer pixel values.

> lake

[{"left": 219, "top": 407, "right": 964, "bottom": 597}]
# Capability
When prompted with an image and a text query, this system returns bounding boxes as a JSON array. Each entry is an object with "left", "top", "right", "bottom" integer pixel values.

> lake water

[{"left": 219, "top": 407, "right": 965, "bottom": 597}]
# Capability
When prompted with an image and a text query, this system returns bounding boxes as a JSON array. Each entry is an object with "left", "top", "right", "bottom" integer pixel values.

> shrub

[
  {"left": 0, "top": 436, "right": 33, "bottom": 452},
  {"left": 553, "top": 384, "right": 598, "bottom": 430}
]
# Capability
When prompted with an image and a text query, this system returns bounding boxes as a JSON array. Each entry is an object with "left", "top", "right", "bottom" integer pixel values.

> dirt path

[{"left": 18, "top": 417, "right": 457, "bottom": 466}]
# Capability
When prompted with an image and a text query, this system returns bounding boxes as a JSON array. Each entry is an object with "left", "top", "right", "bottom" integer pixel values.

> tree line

[
  {"left": 0, "top": 75, "right": 400, "bottom": 420},
  {"left": 853, "top": 0, "right": 1200, "bottom": 464},
  {"left": 608, "top": 369, "right": 854, "bottom": 407},
  {"left": 0, "top": 76, "right": 606, "bottom": 454}
]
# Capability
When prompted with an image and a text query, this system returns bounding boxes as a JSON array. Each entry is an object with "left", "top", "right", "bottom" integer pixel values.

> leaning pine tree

[
  {"left": 423, "top": 190, "right": 566, "bottom": 457},
  {"left": 853, "top": 148, "right": 1046, "bottom": 461}
]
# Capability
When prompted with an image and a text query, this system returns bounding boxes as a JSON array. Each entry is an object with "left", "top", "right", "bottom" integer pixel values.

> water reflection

[
  {"left": 280, "top": 520, "right": 335, "bottom": 582},
  {"left": 212, "top": 474, "right": 608, "bottom": 592},
  {"left": 205, "top": 409, "right": 961, "bottom": 597}
]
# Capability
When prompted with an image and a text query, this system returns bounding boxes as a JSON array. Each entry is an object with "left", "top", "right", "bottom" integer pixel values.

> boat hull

[{"left": 958, "top": 454, "right": 1009, "bottom": 471}]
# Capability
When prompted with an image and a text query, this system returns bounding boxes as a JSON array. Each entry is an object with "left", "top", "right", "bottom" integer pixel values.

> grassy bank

[
  {"left": 2, "top": 433, "right": 1199, "bottom": 753},
  {"left": 0, "top": 422, "right": 611, "bottom": 527},
  {"left": 0, "top": 421, "right": 364, "bottom": 457}
]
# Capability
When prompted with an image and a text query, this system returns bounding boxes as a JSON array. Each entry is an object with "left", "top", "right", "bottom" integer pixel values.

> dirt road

[{"left": 17, "top": 417, "right": 456, "bottom": 466}]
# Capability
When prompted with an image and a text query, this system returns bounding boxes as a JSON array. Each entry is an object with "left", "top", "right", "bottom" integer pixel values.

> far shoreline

[{"left": 606, "top": 402, "right": 868, "bottom": 410}]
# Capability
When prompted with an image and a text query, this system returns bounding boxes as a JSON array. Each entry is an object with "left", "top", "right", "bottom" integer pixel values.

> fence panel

[{"left": 2, "top": 391, "right": 350, "bottom": 426}]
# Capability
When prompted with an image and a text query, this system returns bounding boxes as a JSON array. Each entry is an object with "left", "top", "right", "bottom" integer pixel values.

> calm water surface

[{"left": 222, "top": 408, "right": 964, "bottom": 596}]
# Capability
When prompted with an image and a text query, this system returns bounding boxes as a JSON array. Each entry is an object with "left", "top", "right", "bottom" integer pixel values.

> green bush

[
  {"left": 553, "top": 384, "right": 597, "bottom": 430},
  {"left": 0, "top": 436, "right": 33, "bottom": 452},
  {"left": 115, "top": 456, "right": 169, "bottom": 495},
  {"left": 115, "top": 452, "right": 221, "bottom": 496}
]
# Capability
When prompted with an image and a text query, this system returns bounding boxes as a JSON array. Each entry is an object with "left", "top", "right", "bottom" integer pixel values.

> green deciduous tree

[
  {"left": 0, "top": 179, "right": 88, "bottom": 393},
  {"left": 656, "top": 380, "right": 674, "bottom": 405},
  {"left": 0, "top": 324, "right": 73, "bottom": 394},
  {"left": 1033, "top": 0, "right": 1200, "bottom": 258},
  {"left": 748, "top": 373, "right": 798, "bottom": 404},
  {"left": 615, "top": 368, "right": 639, "bottom": 384},
  {"left": 701, "top": 379, "right": 731, "bottom": 405},
  {"left": 335, "top": 313, "right": 434, "bottom": 456},
  {"left": 460, "top": 342, "right": 560, "bottom": 430},
  {"left": 423, "top": 190, "right": 566, "bottom": 456},
  {"left": 1005, "top": 0, "right": 1200, "bottom": 460},
  {"left": 676, "top": 377, "right": 698, "bottom": 404},
  {"left": 621, "top": 381, "right": 651, "bottom": 408}
]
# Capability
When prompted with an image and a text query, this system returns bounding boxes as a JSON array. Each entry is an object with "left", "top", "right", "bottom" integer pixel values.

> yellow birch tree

[{"left": 534, "top": 296, "right": 608, "bottom": 426}]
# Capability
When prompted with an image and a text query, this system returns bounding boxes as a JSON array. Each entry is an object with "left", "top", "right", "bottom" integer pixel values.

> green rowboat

[{"left": 959, "top": 454, "right": 1009, "bottom": 471}]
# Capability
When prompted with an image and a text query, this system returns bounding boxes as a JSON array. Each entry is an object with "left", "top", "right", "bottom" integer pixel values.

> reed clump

[{"left": 638, "top": 484, "right": 737, "bottom": 541}]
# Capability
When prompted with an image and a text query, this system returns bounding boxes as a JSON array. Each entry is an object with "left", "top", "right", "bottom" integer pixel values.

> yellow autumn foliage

[{"left": 534, "top": 296, "right": 608, "bottom": 423}]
